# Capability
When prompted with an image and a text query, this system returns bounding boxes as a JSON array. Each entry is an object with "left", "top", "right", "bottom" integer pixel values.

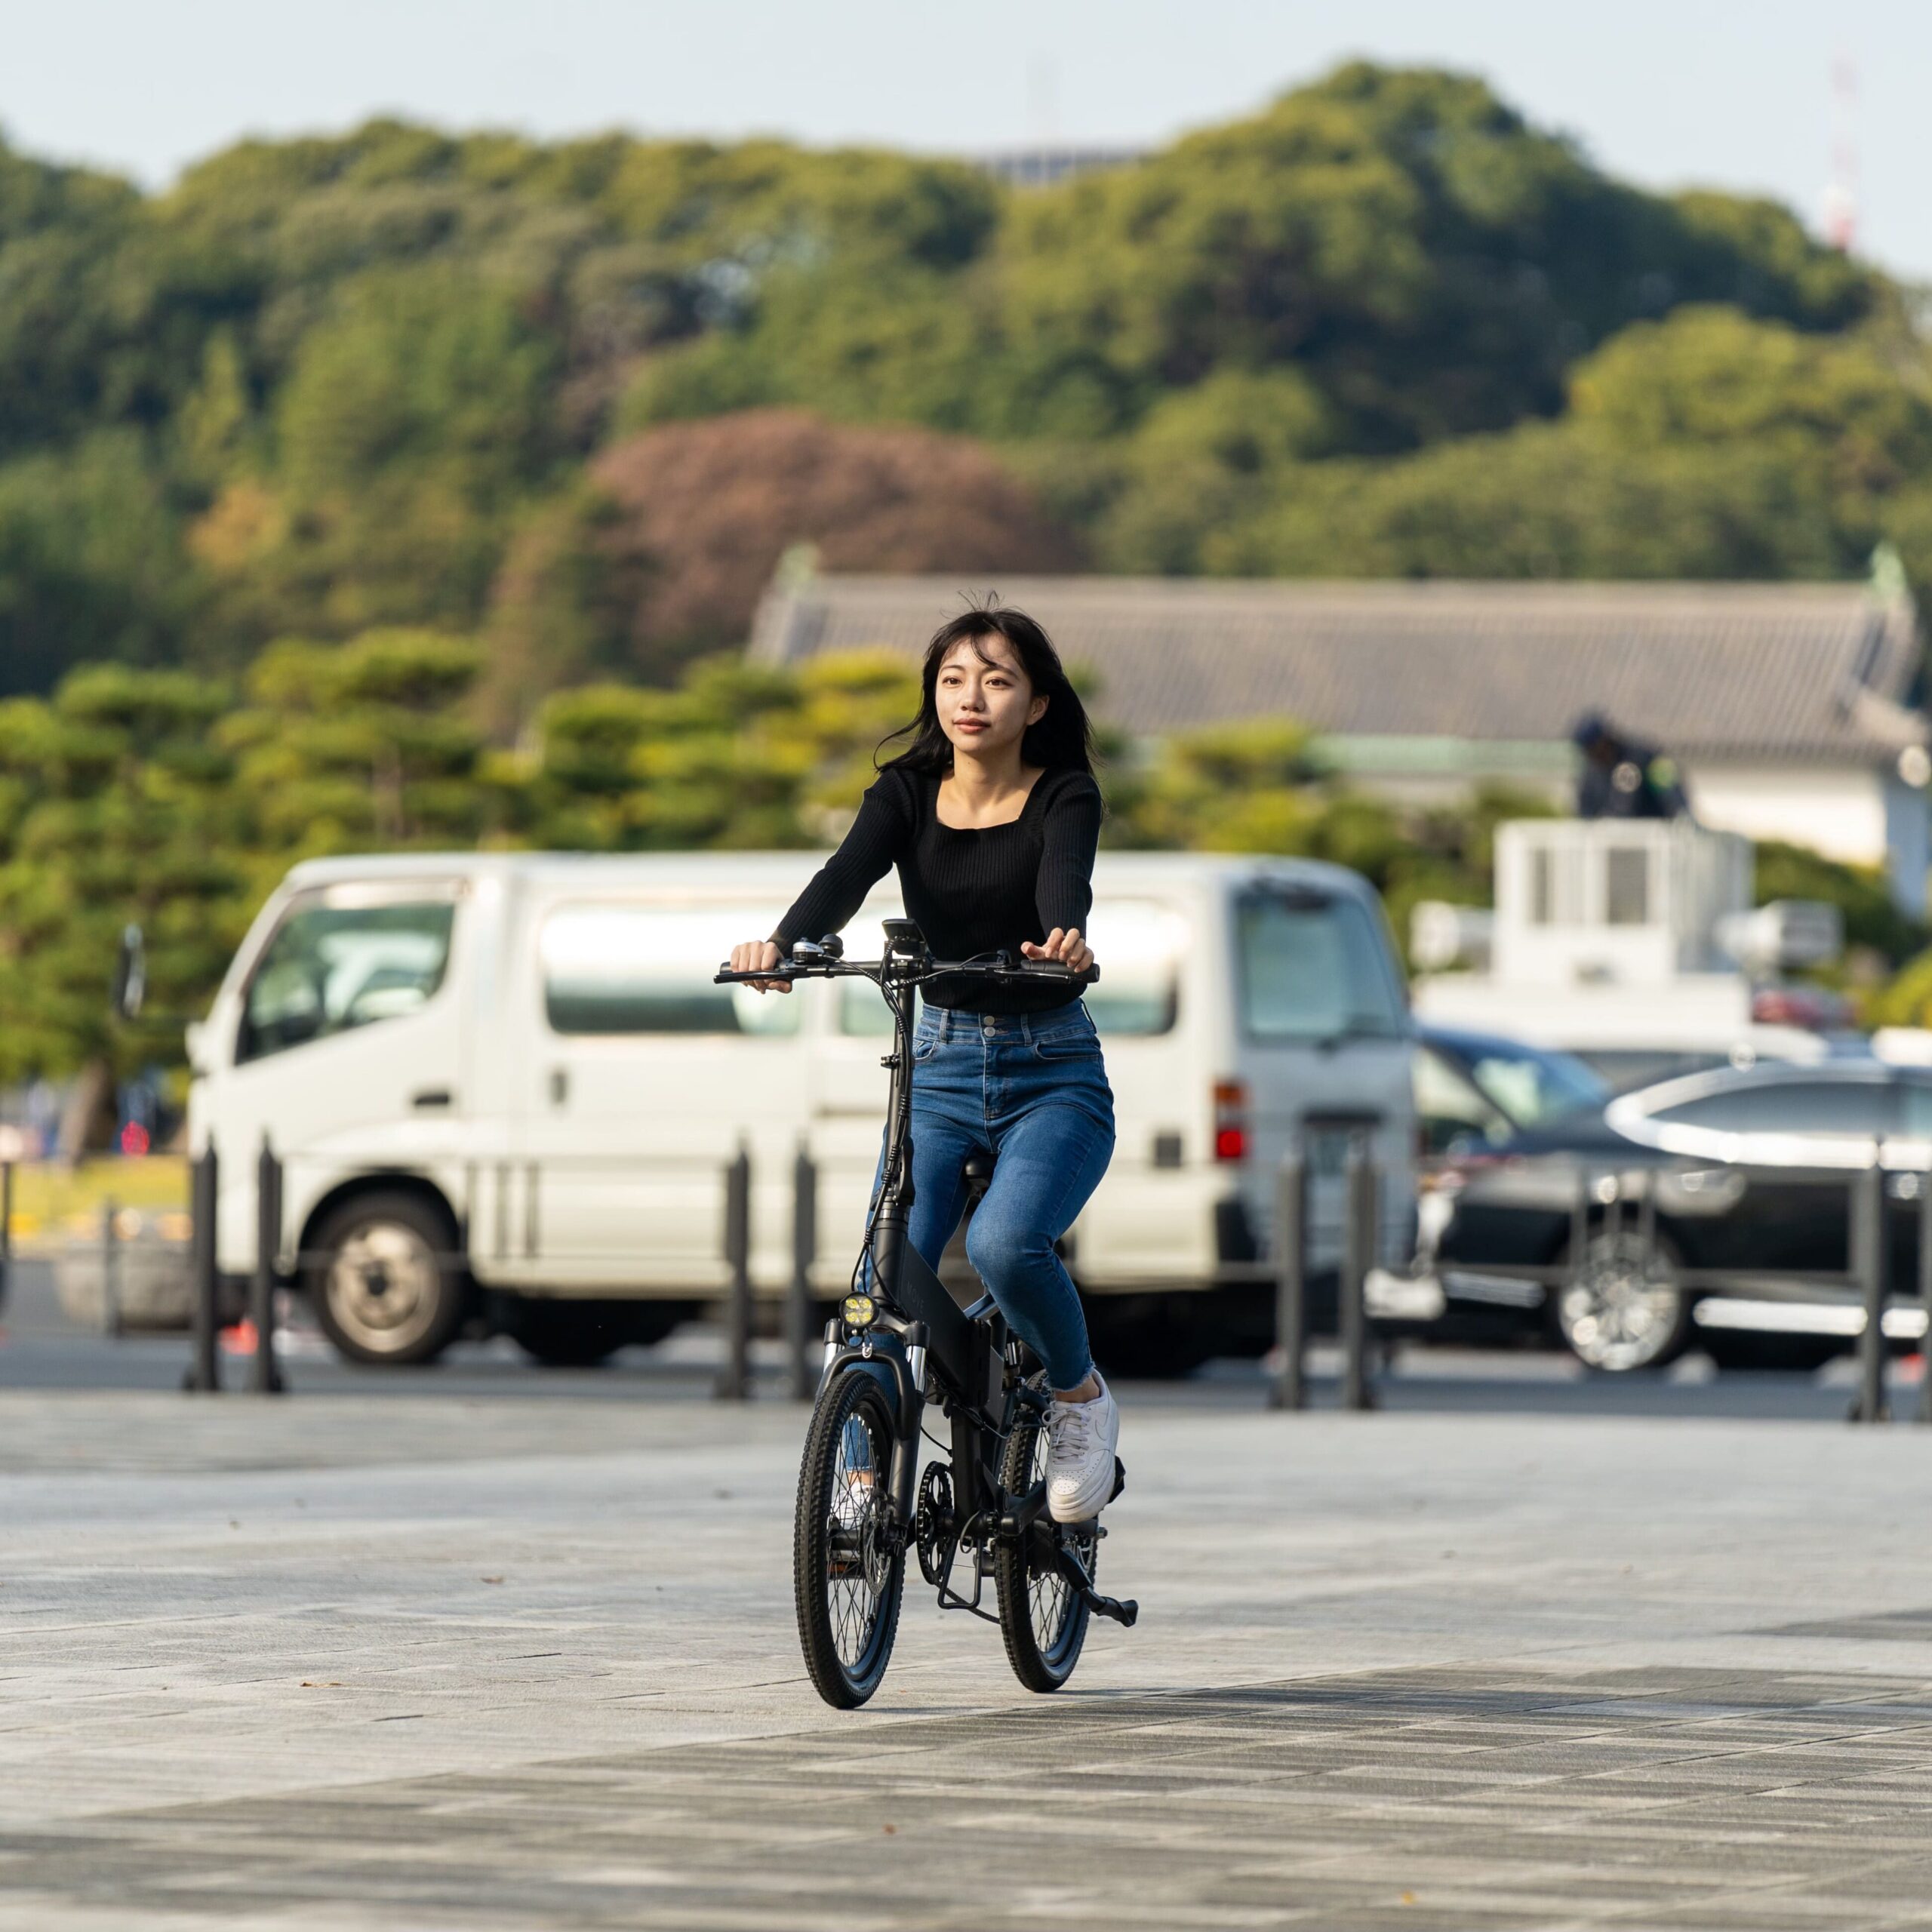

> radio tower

[{"left": 1823, "top": 54, "right": 1859, "bottom": 253}]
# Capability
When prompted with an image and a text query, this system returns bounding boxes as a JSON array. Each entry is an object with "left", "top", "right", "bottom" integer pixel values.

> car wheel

[
  {"left": 307, "top": 1191, "right": 467, "bottom": 1367},
  {"left": 1552, "top": 1227, "right": 1691, "bottom": 1374}
]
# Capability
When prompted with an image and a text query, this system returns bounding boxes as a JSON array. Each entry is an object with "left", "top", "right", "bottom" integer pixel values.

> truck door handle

[
  {"left": 411, "top": 1088, "right": 454, "bottom": 1109},
  {"left": 549, "top": 1069, "right": 568, "bottom": 1107}
]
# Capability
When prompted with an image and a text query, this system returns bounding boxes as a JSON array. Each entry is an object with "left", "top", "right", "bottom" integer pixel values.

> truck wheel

[
  {"left": 1552, "top": 1226, "right": 1690, "bottom": 1374},
  {"left": 307, "top": 1191, "right": 467, "bottom": 1367},
  {"left": 509, "top": 1299, "right": 681, "bottom": 1367}
]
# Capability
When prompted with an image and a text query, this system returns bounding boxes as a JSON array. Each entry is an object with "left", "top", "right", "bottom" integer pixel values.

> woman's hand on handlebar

[
  {"left": 1021, "top": 927, "right": 1095, "bottom": 976},
  {"left": 729, "top": 938, "right": 792, "bottom": 993}
]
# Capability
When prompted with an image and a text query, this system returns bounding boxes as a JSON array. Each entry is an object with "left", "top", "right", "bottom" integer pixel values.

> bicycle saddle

[{"left": 961, "top": 1152, "right": 996, "bottom": 1198}]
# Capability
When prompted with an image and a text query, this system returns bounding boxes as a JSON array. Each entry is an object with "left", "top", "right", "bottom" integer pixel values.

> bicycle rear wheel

[
  {"left": 995, "top": 1398, "right": 1094, "bottom": 1693},
  {"left": 794, "top": 1367, "right": 905, "bottom": 1709}
]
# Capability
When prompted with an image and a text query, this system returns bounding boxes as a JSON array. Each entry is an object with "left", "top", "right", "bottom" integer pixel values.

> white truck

[{"left": 186, "top": 851, "right": 1416, "bottom": 1370}]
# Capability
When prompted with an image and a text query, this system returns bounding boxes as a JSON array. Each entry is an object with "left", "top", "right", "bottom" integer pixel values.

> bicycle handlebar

[{"left": 712, "top": 952, "right": 1098, "bottom": 987}]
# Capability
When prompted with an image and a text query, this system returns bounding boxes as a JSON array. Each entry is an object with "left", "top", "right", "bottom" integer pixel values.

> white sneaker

[{"left": 1047, "top": 1375, "right": 1120, "bottom": 1524}]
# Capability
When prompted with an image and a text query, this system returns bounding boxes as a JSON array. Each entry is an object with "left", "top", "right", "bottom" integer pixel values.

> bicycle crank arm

[{"left": 1051, "top": 1541, "right": 1140, "bottom": 1629}]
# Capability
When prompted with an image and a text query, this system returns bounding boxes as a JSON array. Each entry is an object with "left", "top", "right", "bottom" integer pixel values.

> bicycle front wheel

[
  {"left": 995, "top": 1398, "right": 1094, "bottom": 1693},
  {"left": 794, "top": 1367, "right": 905, "bottom": 1709}
]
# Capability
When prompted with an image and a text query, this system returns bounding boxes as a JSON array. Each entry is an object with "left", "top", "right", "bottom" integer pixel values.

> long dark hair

[{"left": 877, "top": 605, "right": 1097, "bottom": 777}]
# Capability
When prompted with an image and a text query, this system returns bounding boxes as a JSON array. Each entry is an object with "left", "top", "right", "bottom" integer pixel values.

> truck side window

[
  {"left": 1237, "top": 891, "right": 1405, "bottom": 1044},
  {"left": 239, "top": 900, "right": 456, "bottom": 1063},
  {"left": 543, "top": 904, "right": 802, "bottom": 1036},
  {"left": 834, "top": 900, "right": 1185, "bottom": 1038}
]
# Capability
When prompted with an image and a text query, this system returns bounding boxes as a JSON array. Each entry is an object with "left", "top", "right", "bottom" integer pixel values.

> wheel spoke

[
  {"left": 1023, "top": 1424, "right": 1081, "bottom": 1657},
  {"left": 826, "top": 1397, "right": 890, "bottom": 1671}
]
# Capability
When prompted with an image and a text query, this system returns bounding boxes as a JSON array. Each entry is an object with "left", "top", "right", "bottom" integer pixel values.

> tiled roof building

[{"left": 750, "top": 571, "right": 1930, "bottom": 909}]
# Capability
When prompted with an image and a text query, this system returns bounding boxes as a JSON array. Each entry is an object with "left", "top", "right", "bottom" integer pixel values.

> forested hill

[{"left": 4, "top": 60, "right": 1927, "bottom": 715}]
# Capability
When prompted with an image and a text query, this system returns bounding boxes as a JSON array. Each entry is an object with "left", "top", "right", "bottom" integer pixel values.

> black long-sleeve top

[{"left": 773, "top": 764, "right": 1103, "bottom": 1014}]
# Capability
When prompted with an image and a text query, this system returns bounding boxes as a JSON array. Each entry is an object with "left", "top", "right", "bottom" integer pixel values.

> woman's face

[{"left": 934, "top": 634, "right": 1048, "bottom": 762}]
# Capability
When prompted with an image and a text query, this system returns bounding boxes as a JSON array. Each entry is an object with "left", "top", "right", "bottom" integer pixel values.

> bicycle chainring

[{"left": 915, "top": 1461, "right": 958, "bottom": 1586}]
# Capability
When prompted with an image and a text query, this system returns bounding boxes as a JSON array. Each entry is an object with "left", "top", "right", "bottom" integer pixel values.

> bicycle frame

[
  {"left": 817, "top": 921, "right": 1011, "bottom": 1543},
  {"left": 717, "top": 922, "right": 1135, "bottom": 1629}
]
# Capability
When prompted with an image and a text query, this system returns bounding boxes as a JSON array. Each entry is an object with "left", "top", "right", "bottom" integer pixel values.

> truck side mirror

[{"left": 110, "top": 923, "right": 146, "bottom": 1020}]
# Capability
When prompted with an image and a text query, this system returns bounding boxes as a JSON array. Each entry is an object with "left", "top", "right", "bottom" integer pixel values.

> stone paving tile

[
  {"left": 8, "top": 1397, "right": 1932, "bottom": 1926},
  {"left": 7, "top": 1663, "right": 1932, "bottom": 1928}
]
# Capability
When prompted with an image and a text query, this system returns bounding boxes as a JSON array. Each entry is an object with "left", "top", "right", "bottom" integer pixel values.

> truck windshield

[
  {"left": 239, "top": 897, "right": 455, "bottom": 1063},
  {"left": 1236, "top": 891, "right": 1405, "bottom": 1044}
]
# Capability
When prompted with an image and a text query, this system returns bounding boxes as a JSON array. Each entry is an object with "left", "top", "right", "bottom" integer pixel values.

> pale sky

[{"left": 6, "top": 0, "right": 1930, "bottom": 281}]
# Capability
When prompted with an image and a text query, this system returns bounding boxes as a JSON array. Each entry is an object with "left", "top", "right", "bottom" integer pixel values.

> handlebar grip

[{"left": 1017, "top": 960, "right": 1100, "bottom": 985}]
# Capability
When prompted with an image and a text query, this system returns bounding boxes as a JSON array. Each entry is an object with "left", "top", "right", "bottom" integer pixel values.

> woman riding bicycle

[{"left": 731, "top": 605, "right": 1119, "bottom": 1525}]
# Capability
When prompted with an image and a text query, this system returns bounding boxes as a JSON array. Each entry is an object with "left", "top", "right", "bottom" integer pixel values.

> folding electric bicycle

[{"left": 715, "top": 919, "right": 1137, "bottom": 1709}]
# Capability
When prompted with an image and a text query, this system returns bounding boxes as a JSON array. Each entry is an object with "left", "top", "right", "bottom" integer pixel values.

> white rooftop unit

[
  {"left": 1414, "top": 818, "right": 1846, "bottom": 1067},
  {"left": 1492, "top": 819, "right": 1751, "bottom": 986}
]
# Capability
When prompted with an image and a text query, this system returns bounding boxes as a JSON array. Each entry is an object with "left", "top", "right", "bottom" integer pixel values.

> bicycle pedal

[{"left": 1109, "top": 1456, "right": 1126, "bottom": 1503}]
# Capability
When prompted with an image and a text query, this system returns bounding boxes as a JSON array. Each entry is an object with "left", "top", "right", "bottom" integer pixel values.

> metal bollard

[
  {"left": 0, "top": 1158, "right": 12, "bottom": 1316},
  {"left": 1852, "top": 1163, "right": 1888, "bottom": 1424},
  {"left": 716, "top": 1143, "right": 752, "bottom": 1401},
  {"left": 787, "top": 1141, "right": 817, "bottom": 1402},
  {"left": 1571, "top": 1164, "right": 1592, "bottom": 1295},
  {"left": 251, "top": 1137, "right": 285, "bottom": 1395},
  {"left": 1340, "top": 1133, "right": 1377, "bottom": 1412},
  {"left": 1269, "top": 1146, "right": 1308, "bottom": 1411},
  {"left": 1919, "top": 1163, "right": 1932, "bottom": 1427},
  {"left": 186, "top": 1145, "right": 221, "bottom": 1393},
  {"left": 100, "top": 1195, "right": 121, "bottom": 1337}
]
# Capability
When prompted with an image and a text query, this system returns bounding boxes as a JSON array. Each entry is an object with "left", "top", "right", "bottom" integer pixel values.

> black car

[
  {"left": 1415, "top": 1025, "right": 1610, "bottom": 1159},
  {"left": 1429, "top": 1058, "right": 1932, "bottom": 1372}
]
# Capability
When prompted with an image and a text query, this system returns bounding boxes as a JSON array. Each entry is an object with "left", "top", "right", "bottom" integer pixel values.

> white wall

[{"left": 1683, "top": 761, "right": 1929, "bottom": 912}]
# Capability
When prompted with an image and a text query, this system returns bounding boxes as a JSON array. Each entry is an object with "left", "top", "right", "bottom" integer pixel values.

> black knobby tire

[
  {"left": 995, "top": 1395, "right": 1094, "bottom": 1693},
  {"left": 794, "top": 1367, "right": 904, "bottom": 1709},
  {"left": 306, "top": 1189, "right": 468, "bottom": 1367}
]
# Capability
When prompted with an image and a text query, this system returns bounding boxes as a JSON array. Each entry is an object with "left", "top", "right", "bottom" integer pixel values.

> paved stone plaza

[{"left": 5, "top": 1390, "right": 1932, "bottom": 1928}]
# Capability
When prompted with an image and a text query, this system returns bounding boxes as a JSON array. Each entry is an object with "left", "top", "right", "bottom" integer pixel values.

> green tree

[
  {"left": 0, "top": 431, "right": 201, "bottom": 697},
  {"left": 0, "top": 666, "right": 247, "bottom": 1145},
  {"left": 215, "top": 628, "right": 503, "bottom": 863}
]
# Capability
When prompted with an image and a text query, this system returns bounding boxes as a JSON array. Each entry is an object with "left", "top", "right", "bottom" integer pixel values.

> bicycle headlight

[{"left": 841, "top": 1294, "right": 877, "bottom": 1329}]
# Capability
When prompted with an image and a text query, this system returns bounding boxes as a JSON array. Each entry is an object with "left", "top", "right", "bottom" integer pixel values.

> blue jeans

[{"left": 880, "top": 1001, "right": 1115, "bottom": 1391}]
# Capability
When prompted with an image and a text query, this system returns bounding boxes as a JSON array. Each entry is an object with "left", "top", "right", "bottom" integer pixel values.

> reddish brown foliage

[{"left": 589, "top": 408, "right": 1084, "bottom": 660}]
